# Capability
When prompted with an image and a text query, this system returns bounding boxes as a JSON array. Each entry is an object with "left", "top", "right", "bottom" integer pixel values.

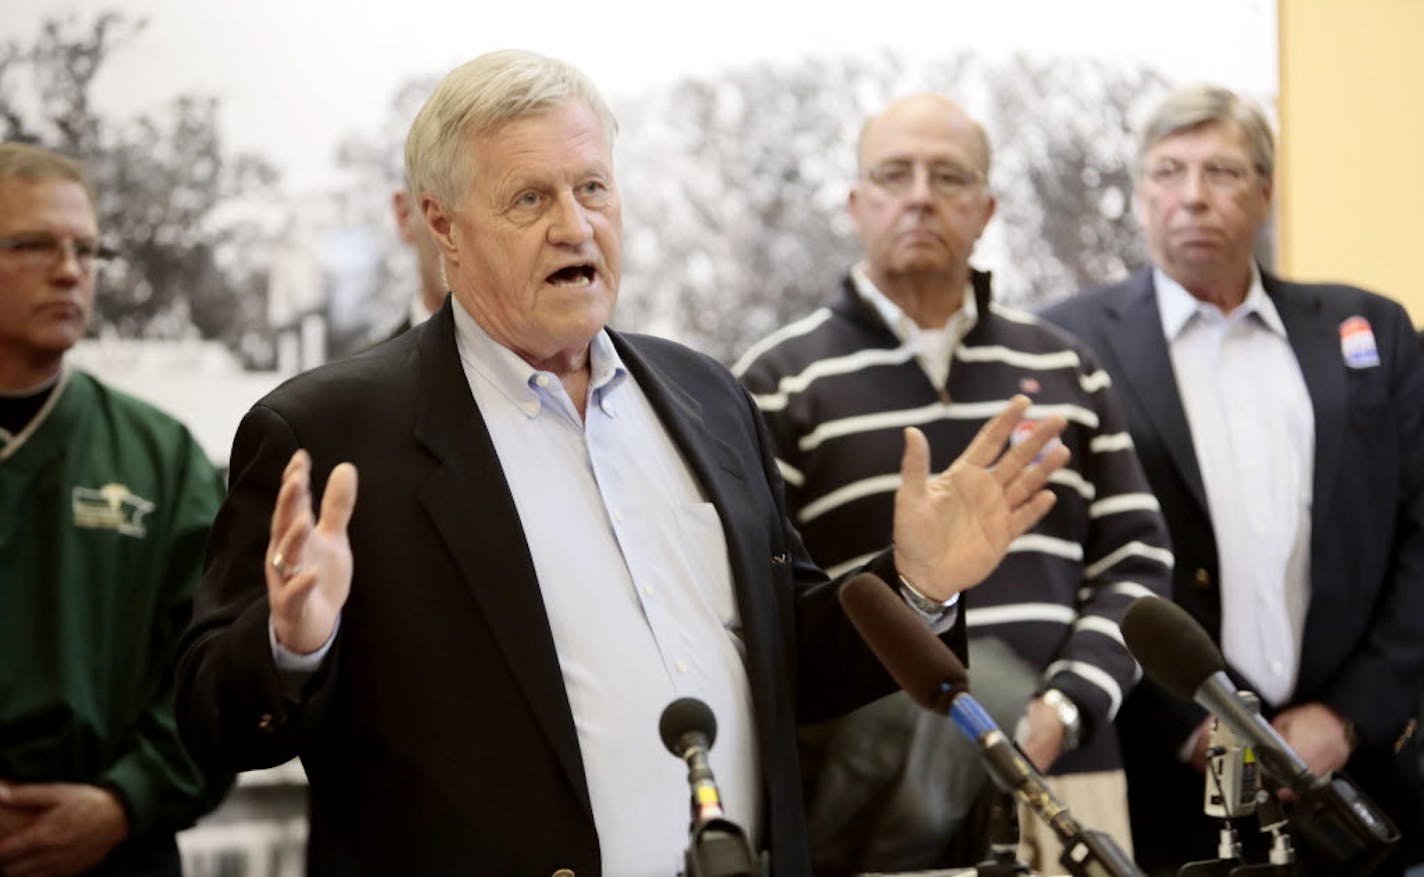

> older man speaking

[{"left": 177, "top": 51, "right": 1069, "bottom": 876}]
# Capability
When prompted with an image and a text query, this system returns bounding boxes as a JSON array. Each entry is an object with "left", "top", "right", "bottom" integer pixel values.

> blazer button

[
  {"left": 257, "top": 712, "right": 277, "bottom": 731},
  {"left": 1192, "top": 568, "right": 1212, "bottom": 589}
]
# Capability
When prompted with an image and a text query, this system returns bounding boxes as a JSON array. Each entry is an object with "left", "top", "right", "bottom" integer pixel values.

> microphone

[
  {"left": 1120, "top": 596, "right": 1399, "bottom": 870},
  {"left": 658, "top": 698, "right": 762, "bottom": 877},
  {"left": 660, "top": 697, "right": 726, "bottom": 824},
  {"left": 1181, "top": 692, "right": 1266, "bottom": 871},
  {"left": 1202, "top": 692, "right": 1262, "bottom": 823},
  {"left": 838, "top": 573, "right": 1144, "bottom": 877}
]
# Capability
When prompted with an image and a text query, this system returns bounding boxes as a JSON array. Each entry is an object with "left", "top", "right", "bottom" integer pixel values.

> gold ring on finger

[{"left": 270, "top": 551, "right": 301, "bottom": 578}]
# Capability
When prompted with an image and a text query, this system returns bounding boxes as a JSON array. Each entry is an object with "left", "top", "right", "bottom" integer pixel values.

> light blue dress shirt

[{"left": 448, "top": 302, "right": 760, "bottom": 874}]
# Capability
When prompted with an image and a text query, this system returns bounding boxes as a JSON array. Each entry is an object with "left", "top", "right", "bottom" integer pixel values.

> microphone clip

[
  {"left": 975, "top": 790, "right": 1031, "bottom": 876},
  {"left": 1179, "top": 785, "right": 1298, "bottom": 877},
  {"left": 681, "top": 817, "right": 766, "bottom": 877}
]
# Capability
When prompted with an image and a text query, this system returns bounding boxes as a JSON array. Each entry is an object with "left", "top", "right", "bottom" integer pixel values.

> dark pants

[
  {"left": 89, "top": 835, "right": 182, "bottom": 877},
  {"left": 798, "top": 638, "right": 1038, "bottom": 876}
]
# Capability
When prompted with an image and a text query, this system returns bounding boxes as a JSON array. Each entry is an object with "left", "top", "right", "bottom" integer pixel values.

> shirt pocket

[{"left": 673, "top": 502, "right": 740, "bottom": 631}]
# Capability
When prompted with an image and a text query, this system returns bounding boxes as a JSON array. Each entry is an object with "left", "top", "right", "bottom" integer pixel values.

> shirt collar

[
  {"left": 1155, "top": 264, "right": 1285, "bottom": 340},
  {"left": 849, "top": 262, "right": 978, "bottom": 342},
  {"left": 450, "top": 295, "right": 627, "bottom": 418}
]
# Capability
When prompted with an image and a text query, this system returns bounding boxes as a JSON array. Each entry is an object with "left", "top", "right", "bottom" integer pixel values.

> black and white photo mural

[
  {"left": 0, "top": 0, "right": 1277, "bottom": 869},
  {"left": 2, "top": 0, "right": 1278, "bottom": 371}
]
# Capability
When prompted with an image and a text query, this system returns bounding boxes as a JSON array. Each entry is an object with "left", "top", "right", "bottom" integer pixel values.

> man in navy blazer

[
  {"left": 1043, "top": 84, "right": 1424, "bottom": 875},
  {"left": 175, "top": 50, "right": 1070, "bottom": 876}
]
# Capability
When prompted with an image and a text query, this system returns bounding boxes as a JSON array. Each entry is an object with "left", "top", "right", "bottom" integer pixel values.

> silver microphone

[{"left": 1203, "top": 689, "right": 1262, "bottom": 822}]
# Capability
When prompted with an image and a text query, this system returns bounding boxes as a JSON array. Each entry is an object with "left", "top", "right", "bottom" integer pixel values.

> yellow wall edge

[{"left": 1277, "top": 0, "right": 1423, "bottom": 327}]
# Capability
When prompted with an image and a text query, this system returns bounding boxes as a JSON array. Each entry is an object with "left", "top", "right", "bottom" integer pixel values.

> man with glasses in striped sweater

[{"left": 736, "top": 93, "right": 1171, "bottom": 875}]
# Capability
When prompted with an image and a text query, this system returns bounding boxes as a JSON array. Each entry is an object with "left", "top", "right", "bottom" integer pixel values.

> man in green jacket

[{"left": 0, "top": 142, "right": 230, "bottom": 876}]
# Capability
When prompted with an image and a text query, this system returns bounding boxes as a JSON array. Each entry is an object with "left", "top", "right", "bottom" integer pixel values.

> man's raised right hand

[{"left": 266, "top": 449, "right": 359, "bottom": 655}]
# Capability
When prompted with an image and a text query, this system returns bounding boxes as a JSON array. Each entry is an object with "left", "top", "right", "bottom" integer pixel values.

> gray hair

[
  {"left": 404, "top": 50, "right": 618, "bottom": 210},
  {"left": 0, "top": 142, "right": 92, "bottom": 199},
  {"left": 1137, "top": 83, "right": 1274, "bottom": 179}
]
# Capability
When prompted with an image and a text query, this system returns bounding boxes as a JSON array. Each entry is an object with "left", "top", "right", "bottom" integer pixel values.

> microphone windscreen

[
  {"left": 1121, "top": 595, "right": 1227, "bottom": 702},
  {"left": 838, "top": 572, "right": 966, "bottom": 712},
  {"left": 659, "top": 696, "right": 717, "bottom": 755}
]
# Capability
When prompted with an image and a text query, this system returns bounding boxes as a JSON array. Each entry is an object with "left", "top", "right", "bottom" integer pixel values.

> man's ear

[
  {"left": 1131, "top": 182, "right": 1147, "bottom": 225},
  {"left": 847, "top": 182, "right": 871, "bottom": 234},
  {"left": 392, "top": 190, "right": 418, "bottom": 245},
  {"left": 422, "top": 194, "right": 458, "bottom": 259},
  {"left": 981, "top": 192, "right": 997, "bottom": 228}
]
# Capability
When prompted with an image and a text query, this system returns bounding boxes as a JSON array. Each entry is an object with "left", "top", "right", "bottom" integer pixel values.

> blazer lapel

[
  {"left": 1266, "top": 273, "right": 1346, "bottom": 554},
  {"left": 1103, "top": 271, "right": 1211, "bottom": 516},
  {"left": 408, "top": 305, "right": 593, "bottom": 820}
]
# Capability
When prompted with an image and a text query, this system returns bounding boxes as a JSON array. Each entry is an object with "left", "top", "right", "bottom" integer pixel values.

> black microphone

[
  {"left": 660, "top": 697, "right": 726, "bottom": 825},
  {"left": 839, "top": 573, "right": 1144, "bottom": 877},
  {"left": 1121, "top": 596, "right": 1399, "bottom": 871},
  {"left": 659, "top": 698, "right": 762, "bottom": 877}
]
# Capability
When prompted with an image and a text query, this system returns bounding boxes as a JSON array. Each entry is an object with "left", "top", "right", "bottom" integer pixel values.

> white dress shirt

[
  {"left": 1156, "top": 267, "right": 1314, "bottom": 705},
  {"left": 850, "top": 262, "right": 978, "bottom": 390}
]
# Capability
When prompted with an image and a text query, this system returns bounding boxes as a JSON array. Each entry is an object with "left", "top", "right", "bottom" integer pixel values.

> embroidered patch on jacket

[
  {"left": 72, "top": 483, "right": 155, "bottom": 537},
  {"left": 1339, "top": 315, "right": 1381, "bottom": 369}
]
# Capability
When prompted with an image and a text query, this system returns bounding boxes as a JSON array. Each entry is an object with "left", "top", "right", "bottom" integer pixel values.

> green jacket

[{"left": 1, "top": 369, "right": 230, "bottom": 845}]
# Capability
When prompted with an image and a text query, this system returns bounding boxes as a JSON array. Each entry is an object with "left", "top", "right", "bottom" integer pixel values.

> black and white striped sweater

[{"left": 735, "top": 271, "right": 1173, "bottom": 773}]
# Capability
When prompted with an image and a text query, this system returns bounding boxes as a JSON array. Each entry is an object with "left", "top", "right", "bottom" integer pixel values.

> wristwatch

[
  {"left": 1041, "top": 688, "right": 1081, "bottom": 751},
  {"left": 896, "top": 574, "right": 955, "bottom": 619}
]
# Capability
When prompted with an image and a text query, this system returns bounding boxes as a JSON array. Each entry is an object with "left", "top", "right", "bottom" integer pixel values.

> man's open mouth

[{"left": 547, "top": 264, "right": 596, "bottom": 286}]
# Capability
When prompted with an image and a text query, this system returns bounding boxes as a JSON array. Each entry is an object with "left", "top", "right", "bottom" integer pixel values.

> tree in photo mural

[
  {"left": 985, "top": 54, "right": 1167, "bottom": 308},
  {"left": 614, "top": 52, "right": 930, "bottom": 366},
  {"left": 613, "top": 52, "right": 1170, "bottom": 365},
  {"left": 0, "top": 12, "right": 281, "bottom": 367},
  {"left": 331, "top": 51, "right": 1175, "bottom": 366}
]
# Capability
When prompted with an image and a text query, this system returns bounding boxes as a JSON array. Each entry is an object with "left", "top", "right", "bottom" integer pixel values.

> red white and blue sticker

[
  {"left": 1010, "top": 418, "right": 1061, "bottom": 463},
  {"left": 1339, "top": 316, "right": 1380, "bottom": 369}
]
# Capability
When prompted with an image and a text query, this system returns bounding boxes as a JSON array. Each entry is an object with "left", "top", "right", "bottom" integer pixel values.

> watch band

[
  {"left": 1042, "top": 687, "right": 1081, "bottom": 751},
  {"left": 897, "top": 574, "right": 953, "bottom": 618}
]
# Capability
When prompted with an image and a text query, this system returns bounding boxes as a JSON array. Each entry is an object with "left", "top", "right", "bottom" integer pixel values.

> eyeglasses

[
  {"left": 1144, "top": 158, "right": 1258, "bottom": 192},
  {"left": 862, "top": 161, "right": 985, "bottom": 201},
  {"left": 0, "top": 234, "right": 118, "bottom": 272}
]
